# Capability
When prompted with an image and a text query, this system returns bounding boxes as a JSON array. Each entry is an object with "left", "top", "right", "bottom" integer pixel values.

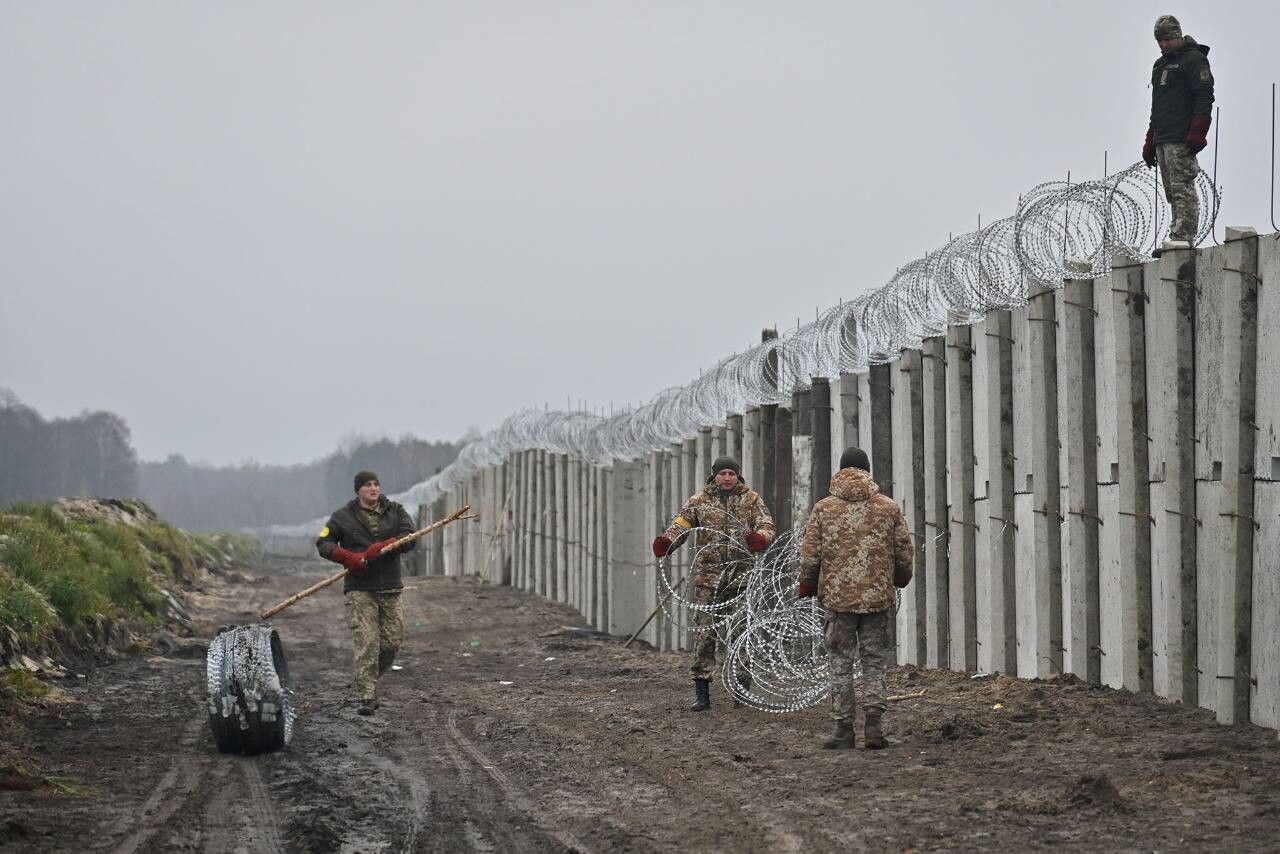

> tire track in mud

[
  {"left": 443, "top": 707, "right": 595, "bottom": 854},
  {"left": 426, "top": 708, "right": 543, "bottom": 854},
  {"left": 238, "top": 758, "right": 287, "bottom": 854},
  {"left": 109, "top": 718, "right": 207, "bottom": 854}
]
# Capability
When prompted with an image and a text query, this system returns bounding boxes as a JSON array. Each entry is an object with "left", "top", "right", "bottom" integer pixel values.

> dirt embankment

[{"left": 2, "top": 558, "right": 1279, "bottom": 852}]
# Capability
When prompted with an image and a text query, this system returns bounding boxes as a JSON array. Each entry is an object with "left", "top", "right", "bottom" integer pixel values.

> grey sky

[{"left": 2, "top": 1, "right": 1276, "bottom": 466}]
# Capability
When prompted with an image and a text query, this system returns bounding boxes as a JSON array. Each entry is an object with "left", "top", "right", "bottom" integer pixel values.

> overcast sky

[{"left": 2, "top": 1, "right": 1276, "bottom": 466}]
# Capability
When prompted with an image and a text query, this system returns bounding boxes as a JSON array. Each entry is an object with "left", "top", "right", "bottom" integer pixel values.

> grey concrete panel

[
  {"left": 892, "top": 350, "right": 927, "bottom": 665},
  {"left": 922, "top": 336, "right": 950, "bottom": 669},
  {"left": 1057, "top": 279, "right": 1101, "bottom": 685},
  {"left": 1147, "top": 250, "right": 1198, "bottom": 705},
  {"left": 743, "top": 407, "right": 761, "bottom": 489},
  {"left": 945, "top": 325, "right": 978, "bottom": 672},
  {"left": 792, "top": 436, "right": 814, "bottom": 533},
  {"left": 1251, "top": 482, "right": 1280, "bottom": 731},
  {"left": 1111, "top": 256, "right": 1153, "bottom": 693},
  {"left": 1255, "top": 236, "right": 1280, "bottom": 475}
]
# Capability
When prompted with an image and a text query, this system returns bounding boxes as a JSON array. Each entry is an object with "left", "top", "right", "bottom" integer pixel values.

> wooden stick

[
  {"left": 260, "top": 505, "right": 473, "bottom": 620},
  {"left": 885, "top": 688, "right": 928, "bottom": 702},
  {"left": 624, "top": 576, "right": 687, "bottom": 648}
]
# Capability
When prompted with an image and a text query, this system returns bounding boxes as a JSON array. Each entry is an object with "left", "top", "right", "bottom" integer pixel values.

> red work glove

[
  {"left": 652, "top": 536, "right": 673, "bottom": 558},
  {"left": 363, "top": 537, "right": 399, "bottom": 562},
  {"left": 1186, "top": 114, "right": 1211, "bottom": 155},
  {"left": 1142, "top": 127, "right": 1156, "bottom": 168},
  {"left": 795, "top": 580, "right": 817, "bottom": 599},
  {"left": 744, "top": 531, "right": 768, "bottom": 553},
  {"left": 330, "top": 546, "right": 367, "bottom": 574}
]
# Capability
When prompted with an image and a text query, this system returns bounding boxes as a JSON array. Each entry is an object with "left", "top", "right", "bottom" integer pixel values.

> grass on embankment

[{"left": 0, "top": 500, "right": 261, "bottom": 654}]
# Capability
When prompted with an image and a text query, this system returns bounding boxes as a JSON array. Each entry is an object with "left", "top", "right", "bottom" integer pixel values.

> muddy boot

[
  {"left": 732, "top": 673, "right": 752, "bottom": 708},
  {"left": 822, "top": 720, "right": 856, "bottom": 749},
  {"left": 689, "top": 678, "right": 711, "bottom": 712},
  {"left": 864, "top": 711, "right": 886, "bottom": 749}
]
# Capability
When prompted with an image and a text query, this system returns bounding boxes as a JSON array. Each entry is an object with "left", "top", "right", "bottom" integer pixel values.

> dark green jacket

[
  {"left": 1149, "top": 37, "right": 1214, "bottom": 144},
  {"left": 316, "top": 497, "right": 417, "bottom": 593}
]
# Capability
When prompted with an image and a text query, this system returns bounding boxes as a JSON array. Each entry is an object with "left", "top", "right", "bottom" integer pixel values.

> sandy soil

[{"left": 2, "top": 557, "right": 1279, "bottom": 853}]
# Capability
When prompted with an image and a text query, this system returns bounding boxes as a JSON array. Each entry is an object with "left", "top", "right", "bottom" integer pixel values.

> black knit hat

[
  {"left": 354, "top": 470, "right": 380, "bottom": 491},
  {"left": 709, "top": 456, "right": 741, "bottom": 477},
  {"left": 839, "top": 447, "right": 871, "bottom": 472}
]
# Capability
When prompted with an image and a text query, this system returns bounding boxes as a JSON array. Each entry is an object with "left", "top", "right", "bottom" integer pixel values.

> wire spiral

[{"left": 269, "top": 163, "right": 1219, "bottom": 543}]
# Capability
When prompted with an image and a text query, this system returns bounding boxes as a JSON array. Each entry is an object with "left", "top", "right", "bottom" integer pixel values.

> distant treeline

[
  {"left": 0, "top": 388, "right": 463, "bottom": 532},
  {"left": 0, "top": 389, "right": 140, "bottom": 504},
  {"left": 140, "top": 436, "right": 462, "bottom": 532}
]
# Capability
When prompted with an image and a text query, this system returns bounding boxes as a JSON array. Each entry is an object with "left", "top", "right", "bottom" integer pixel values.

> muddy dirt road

[{"left": 3, "top": 558, "right": 1279, "bottom": 852}]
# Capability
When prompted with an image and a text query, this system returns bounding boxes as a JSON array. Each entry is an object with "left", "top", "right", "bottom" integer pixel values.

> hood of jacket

[
  {"left": 1158, "top": 35, "right": 1210, "bottom": 63},
  {"left": 828, "top": 467, "right": 879, "bottom": 502}
]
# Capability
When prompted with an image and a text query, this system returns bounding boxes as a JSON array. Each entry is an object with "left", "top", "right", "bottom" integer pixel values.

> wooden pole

[
  {"left": 624, "top": 576, "right": 687, "bottom": 648},
  {"left": 260, "top": 505, "right": 473, "bottom": 620}
]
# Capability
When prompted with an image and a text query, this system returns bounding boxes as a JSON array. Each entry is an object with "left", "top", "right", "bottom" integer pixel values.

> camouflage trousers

[
  {"left": 1157, "top": 142, "right": 1200, "bottom": 242},
  {"left": 688, "top": 583, "right": 747, "bottom": 680},
  {"left": 345, "top": 590, "right": 404, "bottom": 701},
  {"left": 826, "top": 609, "right": 892, "bottom": 721}
]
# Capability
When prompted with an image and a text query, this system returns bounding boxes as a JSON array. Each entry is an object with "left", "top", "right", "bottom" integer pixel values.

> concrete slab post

[
  {"left": 870, "top": 364, "right": 894, "bottom": 499},
  {"left": 1057, "top": 278, "right": 1101, "bottom": 684},
  {"left": 921, "top": 336, "right": 950, "bottom": 669},
  {"left": 711, "top": 426, "right": 726, "bottom": 463},
  {"left": 1199, "top": 228, "right": 1259, "bottom": 723},
  {"left": 669, "top": 444, "right": 687, "bottom": 651},
  {"left": 982, "top": 310, "right": 1017, "bottom": 675},
  {"left": 1012, "top": 288, "right": 1063, "bottom": 678},
  {"left": 1251, "top": 233, "right": 1280, "bottom": 732},
  {"left": 696, "top": 428, "right": 712, "bottom": 490},
  {"left": 743, "top": 407, "right": 761, "bottom": 488},
  {"left": 607, "top": 461, "right": 648, "bottom": 636},
  {"left": 568, "top": 457, "right": 581, "bottom": 609},
  {"left": 645, "top": 450, "right": 666, "bottom": 649},
  {"left": 892, "top": 349, "right": 927, "bottom": 665},
  {"left": 726, "top": 413, "right": 743, "bottom": 462},
  {"left": 811, "top": 377, "right": 833, "bottom": 501},
  {"left": 585, "top": 464, "right": 597, "bottom": 626},
  {"left": 775, "top": 405, "right": 794, "bottom": 534},
  {"left": 945, "top": 325, "right": 977, "bottom": 672},
  {"left": 557, "top": 454, "right": 570, "bottom": 602},
  {"left": 837, "top": 373, "right": 860, "bottom": 472},
  {"left": 1148, "top": 248, "right": 1198, "bottom": 705}
]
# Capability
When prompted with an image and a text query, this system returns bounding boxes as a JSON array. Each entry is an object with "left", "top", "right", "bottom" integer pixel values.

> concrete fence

[{"left": 406, "top": 230, "right": 1279, "bottom": 734}]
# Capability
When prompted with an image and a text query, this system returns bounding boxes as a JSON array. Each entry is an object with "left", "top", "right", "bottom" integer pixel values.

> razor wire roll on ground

[{"left": 207, "top": 623, "right": 295, "bottom": 754}]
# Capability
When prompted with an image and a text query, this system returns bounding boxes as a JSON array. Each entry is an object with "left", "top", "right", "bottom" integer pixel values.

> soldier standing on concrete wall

[
  {"left": 315, "top": 471, "right": 418, "bottom": 716},
  {"left": 1142, "top": 14, "right": 1214, "bottom": 256},
  {"left": 652, "top": 456, "right": 775, "bottom": 712},
  {"left": 797, "top": 448, "right": 913, "bottom": 749}
]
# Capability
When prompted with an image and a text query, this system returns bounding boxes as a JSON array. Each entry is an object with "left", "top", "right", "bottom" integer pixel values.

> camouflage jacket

[
  {"left": 662, "top": 481, "right": 775, "bottom": 589},
  {"left": 798, "top": 468, "right": 913, "bottom": 613}
]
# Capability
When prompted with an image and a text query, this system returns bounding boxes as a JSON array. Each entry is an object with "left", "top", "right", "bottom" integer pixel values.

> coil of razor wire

[
  {"left": 654, "top": 528, "right": 851, "bottom": 713},
  {"left": 207, "top": 623, "right": 295, "bottom": 754},
  {"left": 267, "top": 163, "right": 1218, "bottom": 541}
]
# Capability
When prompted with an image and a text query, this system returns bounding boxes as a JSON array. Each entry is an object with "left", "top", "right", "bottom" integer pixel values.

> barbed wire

[{"left": 267, "top": 162, "right": 1218, "bottom": 539}]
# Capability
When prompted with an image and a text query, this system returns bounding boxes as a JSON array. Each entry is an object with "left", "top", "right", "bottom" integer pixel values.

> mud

[{"left": 2, "top": 557, "right": 1279, "bottom": 852}]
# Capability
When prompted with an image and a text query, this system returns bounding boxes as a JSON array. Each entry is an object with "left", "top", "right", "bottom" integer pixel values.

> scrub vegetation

[{"left": 0, "top": 499, "right": 260, "bottom": 652}]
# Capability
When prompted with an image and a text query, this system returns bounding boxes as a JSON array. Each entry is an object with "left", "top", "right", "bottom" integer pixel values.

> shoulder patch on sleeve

[
  {"left": 674, "top": 516, "right": 693, "bottom": 530},
  {"left": 319, "top": 526, "right": 330, "bottom": 538}
]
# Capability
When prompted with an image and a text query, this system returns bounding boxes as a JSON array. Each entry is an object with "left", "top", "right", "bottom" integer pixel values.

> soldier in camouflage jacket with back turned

[
  {"left": 652, "top": 456, "right": 775, "bottom": 712},
  {"left": 316, "top": 470, "right": 417, "bottom": 716},
  {"left": 797, "top": 447, "right": 912, "bottom": 749}
]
